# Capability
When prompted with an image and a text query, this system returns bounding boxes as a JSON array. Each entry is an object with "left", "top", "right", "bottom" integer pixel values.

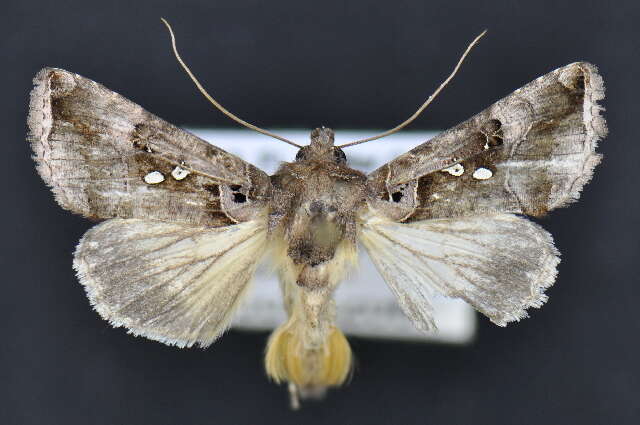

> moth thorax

[{"left": 297, "top": 127, "right": 347, "bottom": 164}]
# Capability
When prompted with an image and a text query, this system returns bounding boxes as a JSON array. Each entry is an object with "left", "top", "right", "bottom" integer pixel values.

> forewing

[
  {"left": 359, "top": 214, "right": 559, "bottom": 329},
  {"left": 73, "top": 218, "right": 267, "bottom": 348},
  {"left": 367, "top": 62, "right": 606, "bottom": 221},
  {"left": 28, "top": 68, "right": 271, "bottom": 225}
]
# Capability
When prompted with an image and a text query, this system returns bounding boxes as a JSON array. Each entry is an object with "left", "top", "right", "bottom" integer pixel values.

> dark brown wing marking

[
  {"left": 366, "top": 62, "right": 606, "bottom": 221},
  {"left": 28, "top": 68, "right": 271, "bottom": 226}
]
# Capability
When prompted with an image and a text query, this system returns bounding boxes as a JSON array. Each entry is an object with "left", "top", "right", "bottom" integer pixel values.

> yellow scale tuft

[{"left": 265, "top": 324, "right": 352, "bottom": 389}]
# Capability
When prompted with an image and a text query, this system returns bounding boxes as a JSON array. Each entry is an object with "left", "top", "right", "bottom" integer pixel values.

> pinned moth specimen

[{"left": 27, "top": 21, "right": 606, "bottom": 408}]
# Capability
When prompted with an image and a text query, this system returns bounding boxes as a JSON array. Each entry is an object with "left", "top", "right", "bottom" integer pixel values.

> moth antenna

[
  {"left": 160, "top": 18, "right": 302, "bottom": 148},
  {"left": 338, "top": 30, "right": 487, "bottom": 148}
]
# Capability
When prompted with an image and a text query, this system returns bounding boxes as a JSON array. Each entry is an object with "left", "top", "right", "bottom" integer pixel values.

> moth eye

[
  {"left": 230, "top": 185, "right": 242, "bottom": 191},
  {"left": 295, "top": 149, "right": 306, "bottom": 161},
  {"left": 333, "top": 148, "right": 347, "bottom": 164},
  {"left": 391, "top": 192, "right": 403, "bottom": 202}
]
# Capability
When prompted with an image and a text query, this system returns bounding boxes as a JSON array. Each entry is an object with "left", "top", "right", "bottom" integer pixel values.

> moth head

[
  {"left": 310, "top": 127, "right": 335, "bottom": 148},
  {"left": 295, "top": 128, "right": 347, "bottom": 164}
]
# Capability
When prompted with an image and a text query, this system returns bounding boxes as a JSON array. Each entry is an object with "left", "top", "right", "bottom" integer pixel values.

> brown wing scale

[
  {"left": 28, "top": 68, "right": 271, "bottom": 226},
  {"left": 367, "top": 62, "right": 606, "bottom": 221}
]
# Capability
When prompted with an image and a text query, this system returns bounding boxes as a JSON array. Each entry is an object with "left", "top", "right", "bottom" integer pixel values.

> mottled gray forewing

[
  {"left": 360, "top": 214, "right": 559, "bottom": 328},
  {"left": 74, "top": 218, "right": 267, "bottom": 347},
  {"left": 367, "top": 62, "right": 606, "bottom": 221},
  {"left": 28, "top": 68, "right": 271, "bottom": 225}
]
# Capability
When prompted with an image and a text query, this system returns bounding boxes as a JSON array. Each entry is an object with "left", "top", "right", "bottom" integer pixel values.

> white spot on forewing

[
  {"left": 144, "top": 171, "right": 165, "bottom": 184},
  {"left": 442, "top": 164, "right": 464, "bottom": 176},
  {"left": 472, "top": 167, "right": 493, "bottom": 180},
  {"left": 171, "top": 166, "right": 190, "bottom": 180}
]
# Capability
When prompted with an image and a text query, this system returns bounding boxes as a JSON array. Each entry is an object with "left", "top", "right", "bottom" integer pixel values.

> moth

[{"left": 27, "top": 21, "right": 606, "bottom": 409}]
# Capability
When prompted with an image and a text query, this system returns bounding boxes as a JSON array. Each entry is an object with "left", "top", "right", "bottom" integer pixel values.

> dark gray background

[{"left": 2, "top": 0, "right": 638, "bottom": 424}]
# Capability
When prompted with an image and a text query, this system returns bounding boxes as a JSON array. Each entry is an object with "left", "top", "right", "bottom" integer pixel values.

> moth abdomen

[{"left": 265, "top": 239, "right": 356, "bottom": 406}]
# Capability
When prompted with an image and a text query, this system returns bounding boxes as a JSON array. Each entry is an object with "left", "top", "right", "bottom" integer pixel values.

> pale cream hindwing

[
  {"left": 360, "top": 214, "right": 559, "bottom": 328},
  {"left": 73, "top": 218, "right": 267, "bottom": 348}
]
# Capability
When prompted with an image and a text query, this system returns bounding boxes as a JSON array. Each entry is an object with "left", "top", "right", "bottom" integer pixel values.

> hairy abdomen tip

[{"left": 265, "top": 325, "right": 352, "bottom": 394}]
